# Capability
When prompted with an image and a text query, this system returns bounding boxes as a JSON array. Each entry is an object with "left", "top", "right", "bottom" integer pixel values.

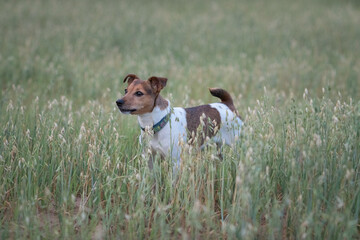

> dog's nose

[{"left": 116, "top": 99, "right": 124, "bottom": 106}]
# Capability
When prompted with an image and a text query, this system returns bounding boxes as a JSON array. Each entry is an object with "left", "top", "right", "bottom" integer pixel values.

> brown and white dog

[{"left": 116, "top": 74, "right": 243, "bottom": 169}]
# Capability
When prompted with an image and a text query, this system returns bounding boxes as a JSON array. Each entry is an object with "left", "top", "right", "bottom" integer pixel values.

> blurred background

[{"left": 1, "top": 0, "right": 359, "bottom": 110}]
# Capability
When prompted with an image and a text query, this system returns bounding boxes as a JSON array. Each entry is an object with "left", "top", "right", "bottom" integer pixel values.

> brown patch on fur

[
  {"left": 185, "top": 105, "right": 221, "bottom": 145},
  {"left": 155, "top": 95, "right": 169, "bottom": 110},
  {"left": 209, "top": 88, "right": 242, "bottom": 119}
]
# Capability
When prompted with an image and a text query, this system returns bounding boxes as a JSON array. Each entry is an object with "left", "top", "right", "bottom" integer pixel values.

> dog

[{"left": 116, "top": 74, "right": 243, "bottom": 170}]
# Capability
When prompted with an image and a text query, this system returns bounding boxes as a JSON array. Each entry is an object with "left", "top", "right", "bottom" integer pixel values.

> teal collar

[{"left": 140, "top": 112, "right": 171, "bottom": 134}]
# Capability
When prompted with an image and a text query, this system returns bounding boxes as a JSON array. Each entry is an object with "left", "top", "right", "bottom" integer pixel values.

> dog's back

[
  {"left": 209, "top": 88, "right": 241, "bottom": 119},
  {"left": 183, "top": 88, "right": 242, "bottom": 145}
]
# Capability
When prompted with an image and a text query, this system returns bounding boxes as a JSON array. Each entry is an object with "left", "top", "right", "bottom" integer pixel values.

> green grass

[{"left": 1, "top": 0, "right": 360, "bottom": 239}]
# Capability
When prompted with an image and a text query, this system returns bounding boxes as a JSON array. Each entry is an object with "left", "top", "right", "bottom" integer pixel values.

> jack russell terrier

[{"left": 116, "top": 74, "right": 243, "bottom": 169}]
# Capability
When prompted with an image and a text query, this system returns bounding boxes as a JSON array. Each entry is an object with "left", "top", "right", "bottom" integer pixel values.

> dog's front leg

[
  {"left": 139, "top": 132, "right": 155, "bottom": 170},
  {"left": 170, "top": 145, "right": 182, "bottom": 179}
]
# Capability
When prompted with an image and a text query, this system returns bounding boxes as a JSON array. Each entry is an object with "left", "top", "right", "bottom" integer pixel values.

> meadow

[{"left": 1, "top": 0, "right": 360, "bottom": 239}]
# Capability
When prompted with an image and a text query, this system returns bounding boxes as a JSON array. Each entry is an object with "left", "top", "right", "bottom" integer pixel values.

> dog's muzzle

[{"left": 116, "top": 99, "right": 136, "bottom": 114}]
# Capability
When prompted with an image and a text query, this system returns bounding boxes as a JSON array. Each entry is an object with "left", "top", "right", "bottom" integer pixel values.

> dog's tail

[{"left": 209, "top": 88, "right": 241, "bottom": 118}]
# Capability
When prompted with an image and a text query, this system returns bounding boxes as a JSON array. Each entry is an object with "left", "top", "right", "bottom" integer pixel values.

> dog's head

[{"left": 116, "top": 74, "right": 167, "bottom": 115}]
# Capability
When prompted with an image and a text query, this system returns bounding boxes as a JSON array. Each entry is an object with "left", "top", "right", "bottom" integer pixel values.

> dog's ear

[
  {"left": 148, "top": 76, "right": 167, "bottom": 93},
  {"left": 123, "top": 74, "right": 139, "bottom": 85}
]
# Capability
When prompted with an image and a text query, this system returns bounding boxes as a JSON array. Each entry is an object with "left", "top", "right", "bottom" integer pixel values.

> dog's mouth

[{"left": 119, "top": 108, "right": 137, "bottom": 114}]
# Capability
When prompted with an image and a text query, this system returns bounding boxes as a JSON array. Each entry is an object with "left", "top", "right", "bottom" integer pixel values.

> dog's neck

[{"left": 137, "top": 95, "right": 170, "bottom": 130}]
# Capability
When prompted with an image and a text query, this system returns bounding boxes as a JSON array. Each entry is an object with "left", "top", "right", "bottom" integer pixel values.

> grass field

[{"left": 1, "top": 0, "right": 360, "bottom": 239}]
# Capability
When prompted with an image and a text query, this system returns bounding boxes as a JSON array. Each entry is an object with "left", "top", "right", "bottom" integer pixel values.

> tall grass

[{"left": 1, "top": 0, "right": 359, "bottom": 239}]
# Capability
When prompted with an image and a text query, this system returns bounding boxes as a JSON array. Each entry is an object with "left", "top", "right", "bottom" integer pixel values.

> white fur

[{"left": 137, "top": 100, "right": 243, "bottom": 169}]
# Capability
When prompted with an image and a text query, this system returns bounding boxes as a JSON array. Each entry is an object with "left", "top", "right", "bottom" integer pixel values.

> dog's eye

[
  {"left": 124, "top": 89, "right": 128, "bottom": 94},
  {"left": 135, "top": 91, "right": 144, "bottom": 97}
]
